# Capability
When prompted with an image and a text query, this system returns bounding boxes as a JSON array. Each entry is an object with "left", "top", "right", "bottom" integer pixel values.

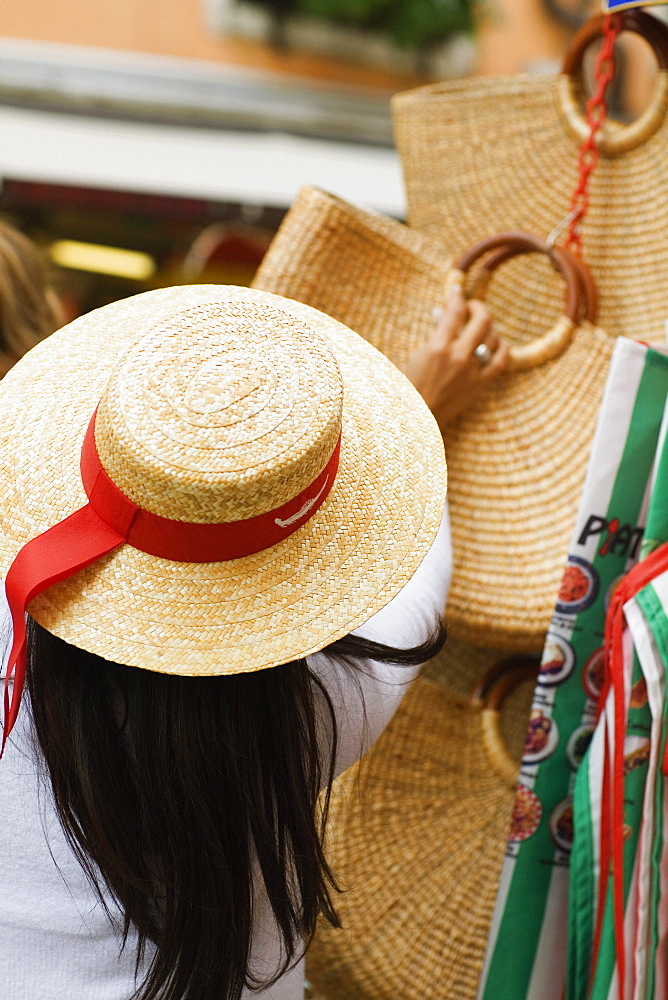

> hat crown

[{"left": 94, "top": 300, "right": 343, "bottom": 523}]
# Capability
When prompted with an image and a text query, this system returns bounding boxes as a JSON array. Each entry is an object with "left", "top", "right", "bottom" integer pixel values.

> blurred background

[{"left": 0, "top": 0, "right": 662, "bottom": 318}]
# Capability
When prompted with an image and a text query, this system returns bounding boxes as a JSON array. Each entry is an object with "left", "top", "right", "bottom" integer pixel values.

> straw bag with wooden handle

[
  {"left": 392, "top": 9, "right": 668, "bottom": 346},
  {"left": 253, "top": 188, "right": 612, "bottom": 652},
  {"left": 307, "top": 660, "right": 539, "bottom": 1000}
]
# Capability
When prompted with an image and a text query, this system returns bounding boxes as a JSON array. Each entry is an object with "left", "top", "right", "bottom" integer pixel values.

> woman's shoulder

[
  {"left": 307, "top": 504, "right": 452, "bottom": 777},
  {"left": 351, "top": 501, "right": 452, "bottom": 651}
]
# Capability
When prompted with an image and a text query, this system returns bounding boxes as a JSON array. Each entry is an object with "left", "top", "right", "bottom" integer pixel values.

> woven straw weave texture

[
  {"left": 0, "top": 285, "right": 445, "bottom": 675},
  {"left": 253, "top": 187, "right": 614, "bottom": 652},
  {"left": 307, "top": 675, "right": 535, "bottom": 1000},
  {"left": 392, "top": 70, "right": 668, "bottom": 346}
]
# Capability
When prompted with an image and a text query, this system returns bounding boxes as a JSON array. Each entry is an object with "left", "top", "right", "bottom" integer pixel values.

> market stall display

[{"left": 253, "top": 9, "right": 668, "bottom": 1000}]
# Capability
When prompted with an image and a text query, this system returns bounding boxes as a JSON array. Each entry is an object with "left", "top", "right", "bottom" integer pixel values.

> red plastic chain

[{"left": 565, "top": 13, "right": 623, "bottom": 254}]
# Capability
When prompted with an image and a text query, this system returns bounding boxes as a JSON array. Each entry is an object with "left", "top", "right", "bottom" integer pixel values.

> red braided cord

[{"left": 565, "top": 13, "right": 622, "bottom": 254}]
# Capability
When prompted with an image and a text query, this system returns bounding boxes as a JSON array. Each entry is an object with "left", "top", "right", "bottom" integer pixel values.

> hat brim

[{"left": 0, "top": 286, "right": 446, "bottom": 675}]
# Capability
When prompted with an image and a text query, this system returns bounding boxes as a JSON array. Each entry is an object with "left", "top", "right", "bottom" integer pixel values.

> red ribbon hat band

[{"left": 2, "top": 410, "right": 341, "bottom": 754}]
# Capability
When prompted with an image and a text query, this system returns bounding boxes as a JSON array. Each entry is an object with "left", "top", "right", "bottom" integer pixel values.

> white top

[{"left": 0, "top": 506, "right": 451, "bottom": 1000}]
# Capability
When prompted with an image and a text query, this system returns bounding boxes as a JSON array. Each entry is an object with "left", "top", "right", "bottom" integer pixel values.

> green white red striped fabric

[
  {"left": 569, "top": 534, "right": 668, "bottom": 996},
  {"left": 568, "top": 398, "right": 668, "bottom": 1000},
  {"left": 478, "top": 339, "right": 668, "bottom": 1000}
]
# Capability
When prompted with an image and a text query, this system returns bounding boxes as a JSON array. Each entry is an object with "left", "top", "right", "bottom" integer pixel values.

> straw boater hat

[
  {"left": 307, "top": 663, "right": 539, "bottom": 1000},
  {"left": 0, "top": 284, "right": 446, "bottom": 747},
  {"left": 253, "top": 186, "right": 614, "bottom": 653},
  {"left": 391, "top": 9, "right": 668, "bottom": 346}
]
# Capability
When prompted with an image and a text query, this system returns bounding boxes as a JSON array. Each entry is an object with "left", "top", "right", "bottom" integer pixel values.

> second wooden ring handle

[
  {"left": 562, "top": 10, "right": 668, "bottom": 77},
  {"left": 559, "top": 10, "right": 668, "bottom": 156}
]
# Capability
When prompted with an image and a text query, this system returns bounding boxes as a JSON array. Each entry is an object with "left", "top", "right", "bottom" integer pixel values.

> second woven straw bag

[
  {"left": 307, "top": 664, "right": 537, "bottom": 1000},
  {"left": 392, "top": 9, "right": 668, "bottom": 346},
  {"left": 253, "top": 187, "right": 613, "bottom": 652}
]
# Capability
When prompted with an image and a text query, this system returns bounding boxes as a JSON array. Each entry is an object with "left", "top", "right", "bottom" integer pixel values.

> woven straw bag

[
  {"left": 253, "top": 186, "right": 613, "bottom": 652},
  {"left": 392, "top": 9, "right": 668, "bottom": 347},
  {"left": 307, "top": 665, "right": 537, "bottom": 1000}
]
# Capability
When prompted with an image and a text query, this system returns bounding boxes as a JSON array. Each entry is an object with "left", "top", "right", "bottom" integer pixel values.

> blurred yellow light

[{"left": 50, "top": 240, "right": 156, "bottom": 281}]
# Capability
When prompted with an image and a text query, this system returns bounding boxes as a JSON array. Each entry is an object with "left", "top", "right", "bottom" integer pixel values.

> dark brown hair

[{"left": 26, "top": 615, "right": 445, "bottom": 1000}]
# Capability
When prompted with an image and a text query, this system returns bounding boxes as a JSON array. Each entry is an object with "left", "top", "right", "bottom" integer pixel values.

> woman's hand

[{"left": 403, "top": 286, "right": 509, "bottom": 431}]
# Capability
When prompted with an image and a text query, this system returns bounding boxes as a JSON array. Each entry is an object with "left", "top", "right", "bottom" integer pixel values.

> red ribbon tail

[
  {"left": 611, "top": 606, "right": 626, "bottom": 1000},
  {"left": 1, "top": 504, "right": 126, "bottom": 755}
]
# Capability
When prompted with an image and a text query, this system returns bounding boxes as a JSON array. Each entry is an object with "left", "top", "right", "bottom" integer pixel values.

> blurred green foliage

[
  {"left": 249, "top": 0, "right": 474, "bottom": 48},
  {"left": 301, "top": 0, "right": 473, "bottom": 46}
]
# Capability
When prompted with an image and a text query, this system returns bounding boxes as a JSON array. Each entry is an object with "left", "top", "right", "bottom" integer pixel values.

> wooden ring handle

[
  {"left": 562, "top": 10, "right": 668, "bottom": 76},
  {"left": 560, "top": 10, "right": 668, "bottom": 156},
  {"left": 447, "top": 231, "right": 582, "bottom": 371},
  {"left": 553, "top": 247, "right": 598, "bottom": 325},
  {"left": 471, "top": 654, "right": 541, "bottom": 705},
  {"left": 471, "top": 655, "right": 541, "bottom": 789}
]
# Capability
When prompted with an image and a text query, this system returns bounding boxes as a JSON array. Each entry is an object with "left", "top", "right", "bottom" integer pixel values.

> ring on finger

[{"left": 473, "top": 342, "right": 493, "bottom": 366}]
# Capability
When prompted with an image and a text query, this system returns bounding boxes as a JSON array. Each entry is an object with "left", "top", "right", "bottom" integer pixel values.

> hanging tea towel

[
  {"left": 478, "top": 338, "right": 668, "bottom": 1000},
  {"left": 568, "top": 399, "right": 668, "bottom": 1000}
]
